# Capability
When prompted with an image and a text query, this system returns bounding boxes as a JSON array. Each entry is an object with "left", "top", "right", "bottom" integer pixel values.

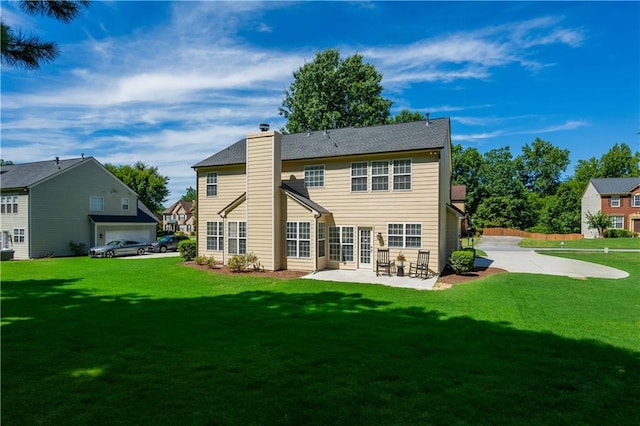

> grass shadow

[{"left": 2, "top": 279, "right": 639, "bottom": 425}]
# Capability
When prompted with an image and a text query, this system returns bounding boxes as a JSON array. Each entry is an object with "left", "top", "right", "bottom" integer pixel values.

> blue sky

[{"left": 1, "top": 1, "right": 638, "bottom": 206}]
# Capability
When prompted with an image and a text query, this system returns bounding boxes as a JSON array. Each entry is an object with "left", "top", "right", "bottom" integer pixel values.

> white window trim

[
  {"left": 13, "top": 228, "right": 25, "bottom": 243},
  {"left": 121, "top": 197, "right": 129, "bottom": 211},
  {"left": 371, "top": 160, "right": 389, "bottom": 192},
  {"left": 286, "top": 222, "right": 311, "bottom": 258},
  {"left": 387, "top": 223, "right": 422, "bottom": 248},
  {"left": 609, "top": 216, "right": 624, "bottom": 229},
  {"left": 350, "top": 161, "right": 368, "bottom": 193},
  {"left": 317, "top": 222, "right": 326, "bottom": 258},
  {"left": 1, "top": 195, "right": 19, "bottom": 214},
  {"left": 227, "top": 221, "right": 247, "bottom": 255},
  {"left": 206, "top": 221, "right": 224, "bottom": 251},
  {"left": 304, "top": 165, "right": 325, "bottom": 188},
  {"left": 610, "top": 195, "right": 621, "bottom": 207},
  {"left": 90, "top": 196, "right": 104, "bottom": 212},
  {"left": 329, "top": 225, "right": 355, "bottom": 262},
  {"left": 392, "top": 159, "right": 412, "bottom": 191},
  {"left": 206, "top": 172, "right": 218, "bottom": 197},
  {"left": 632, "top": 194, "right": 640, "bottom": 207}
]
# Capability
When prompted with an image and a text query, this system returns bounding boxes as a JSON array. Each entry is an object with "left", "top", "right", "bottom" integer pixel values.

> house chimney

[{"left": 259, "top": 123, "right": 270, "bottom": 132}]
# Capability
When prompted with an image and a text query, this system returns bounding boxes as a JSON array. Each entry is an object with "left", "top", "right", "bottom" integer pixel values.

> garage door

[{"left": 105, "top": 230, "right": 153, "bottom": 244}]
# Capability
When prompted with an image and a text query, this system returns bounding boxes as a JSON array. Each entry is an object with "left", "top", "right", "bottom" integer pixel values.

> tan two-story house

[
  {"left": 581, "top": 177, "right": 640, "bottom": 238},
  {"left": 162, "top": 200, "right": 195, "bottom": 234},
  {"left": 0, "top": 157, "right": 158, "bottom": 259},
  {"left": 192, "top": 118, "right": 463, "bottom": 274}
]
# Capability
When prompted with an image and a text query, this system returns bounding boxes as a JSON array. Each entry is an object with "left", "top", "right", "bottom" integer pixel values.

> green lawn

[
  {"left": 2, "top": 255, "right": 639, "bottom": 425},
  {"left": 520, "top": 237, "right": 640, "bottom": 249}
]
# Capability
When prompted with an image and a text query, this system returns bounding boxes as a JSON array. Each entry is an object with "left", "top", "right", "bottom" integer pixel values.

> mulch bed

[{"left": 183, "top": 261, "right": 507, "bottom": 289}]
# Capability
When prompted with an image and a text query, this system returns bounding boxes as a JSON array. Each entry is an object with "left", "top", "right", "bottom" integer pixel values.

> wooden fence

[{"left": 481, "top": 227, "right": 583, "bottom": 241}]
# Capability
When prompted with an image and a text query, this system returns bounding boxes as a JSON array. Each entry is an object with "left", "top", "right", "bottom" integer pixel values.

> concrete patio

[{"left": 302, "top": 269, "right": 438, "bottom": 290}]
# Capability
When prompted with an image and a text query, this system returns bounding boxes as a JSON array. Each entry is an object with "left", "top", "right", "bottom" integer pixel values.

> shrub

[
  {"left": 206, "top": 256, "right": 217, "bottom": 269},
  {"left": 245, "top": 252, "right": 262, "bottom": 271},
  {"left": 604, "top": 229, "right": 634, "bottom": 238},
  {"left": 69, "top": 241, "right": 87, "bottom": 256},
  {"left": 227, "top": 254, "right": 248, "bottom": 272},
  {"left": 178, "top": 240, "right": 196, "bottom": 261},
  {"left": 449, "top": 249, "right": 475, "bottom": 274},
  {"left": 194, "top": 255, "right": 208, "bottom": 265}
]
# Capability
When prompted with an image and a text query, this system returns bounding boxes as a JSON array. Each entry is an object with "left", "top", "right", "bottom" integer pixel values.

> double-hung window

[
  {"left": 13, "top": 228, "right": 25, "bottom": 243},
  {"left": 371, "top": 161, "right": 389, "bottom": 191},
  {"left": 393, "top": 159, "right": 412, "bottom": 190},
  {"left": 329, "top": 226, "right": 354, "bottom": 262},
  {"left": 206, "top": 172, "right": 218, "bottom": 197},
  {"left": 206, "top": 221, "right": 224, "bottom": 251},
  {"left": 633, "top": 194, "right": 640, "bottom": 207},
  {"left": 317, "top": 222, "right": 326, "bottom": 258},
  {"left": 304, "top": 165, "right": 325, "bottom": 188},
  {"left": 610, "top": 216, "right": 624, "bottom": 229},
  {"left": 610, "top": 196, "right": 621, "bottom": 207},
  {"left": 286, "top": 222, "right": 311, "bottom": 258},
  {"left": 90, "top": 196, "right": 104, "bottom": 211},
  {"left": 1, "top": 195, "right": 18, "bottom": 214},
  {"left": 121, "top": 198, "right": 129, "bottom": 211},
  {"left": 228, "top": 221, "right": 246, "bottom": 255},
  {"left": 351, "top": 162, "right": 368, "bottom": 192},
  {"left": 388, "top": 223, "right": 422, "bottom": 248}
]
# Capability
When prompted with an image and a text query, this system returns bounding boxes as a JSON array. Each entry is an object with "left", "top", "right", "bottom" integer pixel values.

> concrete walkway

[{"left": 475, "top": 236, "right": 629, "bottom": 279}]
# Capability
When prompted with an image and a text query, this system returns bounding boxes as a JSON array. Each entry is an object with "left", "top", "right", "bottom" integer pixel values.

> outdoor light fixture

[{"left": 377, "top": 232, "right": 384, "bottom": 246}]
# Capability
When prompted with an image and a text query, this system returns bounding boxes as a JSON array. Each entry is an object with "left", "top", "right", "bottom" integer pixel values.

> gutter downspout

[{"left": 313, "top": 212, "right": 321, "bottom": 274}]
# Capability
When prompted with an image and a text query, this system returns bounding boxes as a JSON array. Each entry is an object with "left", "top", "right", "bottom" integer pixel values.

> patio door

[{"left": 358, "top": 228, "right": 372, "bottom": 269}]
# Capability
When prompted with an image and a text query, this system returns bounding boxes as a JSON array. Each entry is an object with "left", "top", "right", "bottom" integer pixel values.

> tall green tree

[
  {"left": 180, "top": 186, "right": 197, "bottom": 202},
  {"left": 515, "top": 138, "right": 570, "bottom": 195},
  {"left": 1, "top": 0, "right": 90, "bottom": 70},
  {"left": 387, "top": 109, "right": 426, "bottom": 124},
  {"left": 105, "top": 162, "right": 169, "bottom": 214},
  {"left": 599, "top": 143, "right": 640, "bottom": 177},
  {"left": 279, "top": 49, "right": 392, "bottom": 133},
  {"left": 451, "top": 144, "right": 484, "bottom": 218}
]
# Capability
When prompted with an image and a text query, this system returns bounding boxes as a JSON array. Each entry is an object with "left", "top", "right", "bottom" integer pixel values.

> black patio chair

[
  {"left": 409, "top": 250, "right": 430, "bottom": 279},
  {"left": 376, "top": 248, "right": 391, "bottom": 276}
]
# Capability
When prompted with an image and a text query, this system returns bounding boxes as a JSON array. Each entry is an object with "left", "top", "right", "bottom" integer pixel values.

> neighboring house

[
  {"left": 0, "top": 157, "right": 158, "bottom": 259},
  {"left": 192, "top": 118, "right": 464, "bottom": 273},
  {"left": 162, "top": 200, "right": 194, "bottom": 234},
  {"left": 581, "top": 177, "right": 640, "bottom": 238},
  {"left": 451, "top": 184, "right": 469, "bottom": 235}
]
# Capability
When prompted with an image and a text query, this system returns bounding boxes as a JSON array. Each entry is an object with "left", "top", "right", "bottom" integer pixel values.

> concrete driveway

[{"left": 475, "top": 236, "right": 628, "bottom": 279}]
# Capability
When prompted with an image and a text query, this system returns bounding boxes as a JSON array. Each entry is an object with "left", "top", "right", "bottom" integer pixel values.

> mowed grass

[
  {"left": 2, "top": 254, "right": 639, "bottom": 425},
  {"left": 520, "top": 237, "right": 640, "bottom": 249}
]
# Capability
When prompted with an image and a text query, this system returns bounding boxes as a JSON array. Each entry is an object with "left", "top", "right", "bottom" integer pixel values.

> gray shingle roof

[
  {"left": 0, "top": 157, "right": 87, "bottom": 189},
  {"left": 89, "top": 206, "right": 158, "bottom": 224},
  {"left": 590, "top": 177, "right": 640, "bottom": 194},
  {"left": 193, "top": 118, "right": 450, "bottom": 168},
  {"left": 281, "top": 184, "right": 330, "bottom": 214}
]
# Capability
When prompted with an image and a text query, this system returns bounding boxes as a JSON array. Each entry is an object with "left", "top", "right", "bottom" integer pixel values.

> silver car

[{"left": 89, "top": 240, "right": 147, "bottom": 258}]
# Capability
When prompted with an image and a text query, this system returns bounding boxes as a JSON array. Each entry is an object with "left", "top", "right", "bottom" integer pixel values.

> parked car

[
  {"left": 89, "top": 240, "right": 147, "bottom": 258},
  {"left": 146, "top": 235, "right": 190, "bottom": 253}
]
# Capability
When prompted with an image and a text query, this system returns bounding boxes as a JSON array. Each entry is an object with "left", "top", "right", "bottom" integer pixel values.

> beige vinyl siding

[
  {"left": 283, "top": 197, "right": 315, "bottom": 272},
  {"left": 0, "top": 192, "right": 29, "bottom": 259},
  {"left": 246, "top": 131, "right": 282, "bottom": 270},
  {"left": 282, "top": 150, "right": 442, "bottom": 271},
  {"left": 438, "top": 137, "right": 453, "bottom": 270},
  {"left": 196, "top": 164, "right": 246, "bottom": 255},
  {"left": 445, "top": 208, "right": 461, "bottom": 260},
  {"left": 30, "top": 160, "right": 137, "bottom": 258}
]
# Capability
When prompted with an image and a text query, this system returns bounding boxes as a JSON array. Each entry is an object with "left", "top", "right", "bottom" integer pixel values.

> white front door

[{"left": 358, "top": 228, "right": 372, "bottom": 269}]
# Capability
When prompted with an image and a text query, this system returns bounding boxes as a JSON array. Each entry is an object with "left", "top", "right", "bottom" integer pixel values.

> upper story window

[
  {"left": 393, "top": 159, "right": 412, "bottom": 190},
  {"left": 633, "top": 194, "right": 640, "bottom": 207},
  {"left": 351, "top": 162, "right": 368, "bottom": 192},
  {"left": 163, "top": 214, "right": 172, "bottom": 221},
  {"left": 1, "top": 195, "right": 18, "bottom": 214},
  {"left": 206, "top": 172, "right": 218, "bottom": 197},
  {"left": 610, "top": 196, "right": 621, "bottom": 207},
  {"left": 304, "top": 165, "right": 325, "bottom": 188},
  {"left": 121, "top": 198, "right": 129, "bottom": 211},
  {"left": 90, "top": 196, "right": 104, "bottom": 211},
  {"left": 178, "top": 214, "right": 186, "bottom": 221},
  {"left": 371, "top": 161, "right": 389, "bottom": 191}
]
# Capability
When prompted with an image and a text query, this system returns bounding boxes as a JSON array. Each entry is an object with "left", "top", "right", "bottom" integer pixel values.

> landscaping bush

[
  {"left": 227, "top": 254, "right": 248, "bottom": 272},
  {"left": 69, "top": 241, "right": 87, "bottom": 256},
  {"left": 194, "top": 255, "right": 208, "bottom": 266},
  {"left": 245, "top": 252, "right": 262, "bottom": 271},
  {"left": 449, "top": 249, "right": 475, "bottom": 274},
  {"left": 178, "top": 240, "right": 197, "bottom": 261},
  {"left": 604, "top": 229, "right": 634, "bottom": 238},
  {"left": 206, "top": 256, "right": 217, "bottom": 269}
]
